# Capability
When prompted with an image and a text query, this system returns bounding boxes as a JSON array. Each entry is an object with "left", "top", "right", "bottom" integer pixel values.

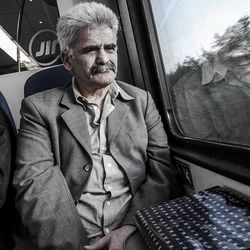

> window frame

[{"left": 130, "top": 0, "right": 250, "bottom": 186}]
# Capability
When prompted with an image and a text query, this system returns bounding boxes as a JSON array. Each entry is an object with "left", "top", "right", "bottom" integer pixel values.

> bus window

[
  {"left": 0, "top": 0, "right": 60, "bottom": 75},
  {"left": 150, "top": 0, "right": 250, "bottom": 147}
]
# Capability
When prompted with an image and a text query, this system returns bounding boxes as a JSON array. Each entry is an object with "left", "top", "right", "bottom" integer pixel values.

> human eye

[
  {"left": 80, "top": 46, "right": 98, "bottom": 55},
  {"left": 104, "top": 44, "right": 117, "bottom": 53}
]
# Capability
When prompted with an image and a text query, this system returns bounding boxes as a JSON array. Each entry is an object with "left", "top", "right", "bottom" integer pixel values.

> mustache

[{"left": 90, "top": 61, "right": 116, "bottom": 75}]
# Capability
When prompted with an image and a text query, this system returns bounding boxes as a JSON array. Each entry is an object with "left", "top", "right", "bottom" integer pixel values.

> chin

[{"left": 91, "top": 73, "right": 116, "bottom": 86}]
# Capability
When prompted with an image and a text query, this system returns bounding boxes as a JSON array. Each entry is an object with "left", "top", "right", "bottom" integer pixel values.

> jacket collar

[
  {"left": 60, "top": 85, "right": 92, "bottom": 160},
  {"left": 201, "top": 55, "right": 250, "bottom": 88},
  {"left": 201, "top": 55, "right": 228, "bottom": 85},
  {"left": 59, "top": 83, "right": 134, "bottom": 158},
  {"left": 71, "top": 78, "right": 134, "bottom": 106}
]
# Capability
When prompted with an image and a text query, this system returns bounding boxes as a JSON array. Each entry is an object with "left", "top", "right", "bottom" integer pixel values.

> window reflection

[{"left": 151, "top": 0, "right": 250, "bottom": 146}]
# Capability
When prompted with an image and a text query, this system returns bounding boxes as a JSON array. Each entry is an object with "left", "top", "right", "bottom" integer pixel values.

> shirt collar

[
  {"left": 201, "top": 55, "right": 228, "bottom": 85},
  {"left": 72, "top": 78, "right": 134, "bottom": 106}
]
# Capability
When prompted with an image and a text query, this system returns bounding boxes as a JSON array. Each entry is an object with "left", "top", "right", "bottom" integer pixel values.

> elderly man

[{"left": 14, "top": 2, "right": 181, "bottom": 249}]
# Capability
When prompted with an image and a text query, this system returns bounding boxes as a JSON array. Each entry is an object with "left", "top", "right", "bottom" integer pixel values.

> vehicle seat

[{"left": 24, "top": 64, "right": 72, "bottom": 97}]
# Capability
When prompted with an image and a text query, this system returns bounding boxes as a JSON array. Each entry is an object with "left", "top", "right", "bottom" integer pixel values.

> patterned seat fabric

[{"left": 135, "top": 186, "right": 250, "bottom": 250}]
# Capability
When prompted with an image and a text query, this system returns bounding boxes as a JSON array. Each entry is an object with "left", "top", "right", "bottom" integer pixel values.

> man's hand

[{"left": 84, "top": 225, "right": 136, "bottom": 250}]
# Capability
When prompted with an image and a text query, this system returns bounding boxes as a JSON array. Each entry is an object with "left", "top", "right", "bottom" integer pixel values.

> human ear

[{"left": 61, "top": 53, "right": 73, "bottom": 71}]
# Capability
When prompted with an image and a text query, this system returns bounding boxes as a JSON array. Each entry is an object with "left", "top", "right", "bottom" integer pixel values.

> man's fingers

[
  {"left": 84, "top": 235, "right": 110, "bottom": 250},
  {"left": 84, "top": 246, "right": 91, "bottom": 250}
]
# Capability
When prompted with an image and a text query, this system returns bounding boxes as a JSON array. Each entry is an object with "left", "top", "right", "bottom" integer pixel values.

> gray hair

[{"left": 56, "top": 2, "right": 119, "bottom": 57}]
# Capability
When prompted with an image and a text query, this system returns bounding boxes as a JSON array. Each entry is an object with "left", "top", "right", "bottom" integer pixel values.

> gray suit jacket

[
  {"left": 0, "top": 107, "right": 16, "bottom": 249},
  {"left": 0, "top": 107, "right": 11, "bottom": 208},
  {"left": 14, "top": 81, "right": 181, "bottom": 249}
]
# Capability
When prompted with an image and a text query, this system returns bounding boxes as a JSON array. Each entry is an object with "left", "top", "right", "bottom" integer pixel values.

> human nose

[{"left": 95, "top": 48, "right": 109, "bottom": 64}]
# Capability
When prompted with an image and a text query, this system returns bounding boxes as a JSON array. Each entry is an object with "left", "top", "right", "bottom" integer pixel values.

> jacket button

[{"left": 83, "top": 164, "right": 92, "bottom": 172}]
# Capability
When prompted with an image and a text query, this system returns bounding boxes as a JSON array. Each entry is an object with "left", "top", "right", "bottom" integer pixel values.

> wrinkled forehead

[{"left": 77, "top": 25, "right": 117, "bottom": 45}]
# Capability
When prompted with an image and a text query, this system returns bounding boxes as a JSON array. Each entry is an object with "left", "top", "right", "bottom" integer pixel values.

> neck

[{"left": 76, "top": 82, "right": 110, "bottom": 106}]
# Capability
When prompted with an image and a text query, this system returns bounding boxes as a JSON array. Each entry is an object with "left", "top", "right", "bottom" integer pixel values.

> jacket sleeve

[
  {"left": 122, "top": 92, "right": 183, "bottom": 225},
  {"left": 0, "top": 110, "right": 11, "bottom": 208},
  {"left": 13, "top": 98, "right": 88, "bottom": 250}
]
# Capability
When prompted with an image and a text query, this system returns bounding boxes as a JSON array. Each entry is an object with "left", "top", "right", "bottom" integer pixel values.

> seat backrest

[{"left": 24, "top": 64, "right": 72, "bottom": 97}]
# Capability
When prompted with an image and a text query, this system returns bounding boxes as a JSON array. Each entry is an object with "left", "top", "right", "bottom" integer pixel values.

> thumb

[{"left": 84, "top": 235, "right": 110, "bottom": 250}]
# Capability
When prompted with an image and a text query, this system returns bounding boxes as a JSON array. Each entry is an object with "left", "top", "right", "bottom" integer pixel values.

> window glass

[
  {"left": 0, "top": 0, "right": 60, "bottom": 75},
  {"left": 150, "top": 0, "right": 250, "bottom": 146}
]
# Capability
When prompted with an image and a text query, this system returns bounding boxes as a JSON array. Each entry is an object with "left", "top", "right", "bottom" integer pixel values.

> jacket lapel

[
  {"left": 107, "top": 99, "right": 129, "bottom": 144},
  {"left": 60, "top": 86, "right": 92, "bottom": 159},
  {"left": 59, "top": 85, "right": 132, "bottom": 157}
]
